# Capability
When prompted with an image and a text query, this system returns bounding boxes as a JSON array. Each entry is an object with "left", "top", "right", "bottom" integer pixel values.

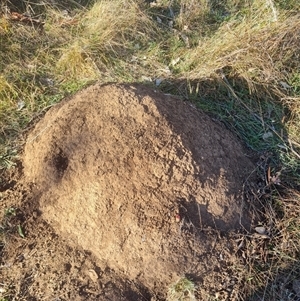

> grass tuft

[{"left": 167, "top": 277, "right": 196, "bottom": 301}]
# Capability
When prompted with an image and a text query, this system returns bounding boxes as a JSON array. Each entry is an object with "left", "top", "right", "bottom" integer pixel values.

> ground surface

[{"left": 0, "top": 84, "right": 258, "bottom": 300}]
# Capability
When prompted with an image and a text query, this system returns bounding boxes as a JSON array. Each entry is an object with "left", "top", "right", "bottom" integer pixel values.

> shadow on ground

[{"left": 246, "top": 262, "right": 300, "bottom": 301}]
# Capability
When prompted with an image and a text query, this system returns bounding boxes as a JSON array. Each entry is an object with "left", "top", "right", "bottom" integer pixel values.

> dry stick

[
  {"left": 287, "top": 137, "right": 300, "bottom": 149},
  {"left": 197, "top": 203, "right": 203, "bottom": 231},
  {"left": 26, "top": 122, "right": 53, "bottom": 144},
  {"left": 288, "top": 139, "right": 300, "bottom": 160},
  {"left": 221, "top": 73, "right": 300, "bottom": 160},
  {"left": 26, "top": 102, "right": 62, "bottom": 144}
]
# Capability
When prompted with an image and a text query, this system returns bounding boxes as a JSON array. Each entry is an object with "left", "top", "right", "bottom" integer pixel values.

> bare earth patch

[{"left": 1, "top": 83, "right": 257, "bottom": 300}]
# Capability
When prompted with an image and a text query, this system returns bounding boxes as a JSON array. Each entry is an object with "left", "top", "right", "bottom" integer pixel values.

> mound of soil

[
  {"left": 1, "top": 83, "right": 257, "bottom": 300},
  {"left": 21, "top": 84, "right": 254, "bottom": 294}
]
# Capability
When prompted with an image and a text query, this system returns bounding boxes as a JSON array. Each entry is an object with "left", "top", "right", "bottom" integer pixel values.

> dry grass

[
  {"left": 238, "top": 188, "right": 300, "bottom": 300},
  {"left": 0, "top": 0, "right": 300, "bottom": 299},
  {"left": 55, "top": 0, "right": 161, "bottom": 81}
]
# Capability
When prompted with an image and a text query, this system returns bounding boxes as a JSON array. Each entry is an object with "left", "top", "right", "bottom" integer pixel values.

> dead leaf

[
  {"left": 255, "top": 226, "right": 266, "bottom": 235},
  {"left": 262, "top": 132, "right": 273, "bottom": 140},
  {"left": 88, "top": 269, "right": 98, "bottom": 283},
  {"left": 270, "top": 171, "right": 281, "bottom": 185},
  {"left": 279, "top": 81, "right": 291, "bottom": 89},
  {"left": 170, "top": 57, "right": 180, "bottom": 66},
  {"left": 267, "top": 166, "right": 271, "bottom": 184},
  {"left": 155, "top": 78, "right": 163, "bottom": 86},
  {"left": 9, "top": 12, "right": 44, "bottom": 28}
]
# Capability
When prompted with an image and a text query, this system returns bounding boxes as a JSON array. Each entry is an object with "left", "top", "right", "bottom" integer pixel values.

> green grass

[
  {"left": 1, "top": 0, "right": 300, "bottom": 299},
  {"left": 167, "top": 277, "right": 196, "bottom": 301}
]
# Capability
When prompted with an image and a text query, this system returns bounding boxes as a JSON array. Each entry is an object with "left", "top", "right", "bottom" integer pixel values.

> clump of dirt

[{"left": 1, "top": 83, "right": 258, "bottom": 300}]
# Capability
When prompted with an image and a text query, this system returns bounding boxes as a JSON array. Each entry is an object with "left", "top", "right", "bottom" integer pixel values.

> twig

[{"left": 197, "top": 203, "right": 202, "bottom": 231}]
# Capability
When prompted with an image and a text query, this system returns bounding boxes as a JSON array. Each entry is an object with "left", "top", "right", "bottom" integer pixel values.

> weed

[
  {"left": 0, "top": 206, "right": 23, "bottom": 245},
  {"left": 0, "top": 207, "right": 16, "bottom": 235},
  {"left": 167, "top": 277, "right": 196, "bottom": 301},
  {"left": 4, "top": 207, "right": 16, "bottom": 218}
]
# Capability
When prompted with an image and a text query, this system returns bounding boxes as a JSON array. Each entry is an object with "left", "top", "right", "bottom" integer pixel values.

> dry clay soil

[{"left": 0, "top": 83, "right": 258, "bottom": 300}]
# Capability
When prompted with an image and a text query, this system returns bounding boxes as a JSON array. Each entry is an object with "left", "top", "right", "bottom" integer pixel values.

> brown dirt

[{"left": 0, "top": 83, "right": 257, "bottom": 300}]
